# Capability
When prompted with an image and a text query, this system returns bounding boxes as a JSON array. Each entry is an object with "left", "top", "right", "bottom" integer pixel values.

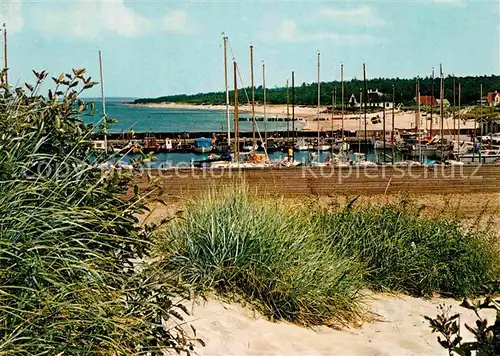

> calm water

[
  {"left": 85, "top": 98, "right": 302, "bottom": 133},
  {"left": 115, "top": 149, "right": 414, "bottom": 168}
]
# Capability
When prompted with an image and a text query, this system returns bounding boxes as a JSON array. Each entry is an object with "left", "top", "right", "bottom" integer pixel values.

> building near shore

[
  {"left": 348, "top": 89, "right": 393, "bottom": 109},
  {"left": 487, "top": 91, "right": 500, "bottom": 106},
  {"left": 418, "top": 95, "right": 438, "bottom": 106}
]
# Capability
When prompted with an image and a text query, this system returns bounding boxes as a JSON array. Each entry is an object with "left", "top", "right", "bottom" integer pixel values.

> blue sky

[{"left": 2, "top": 0, "right": 499, "bottom": 97}]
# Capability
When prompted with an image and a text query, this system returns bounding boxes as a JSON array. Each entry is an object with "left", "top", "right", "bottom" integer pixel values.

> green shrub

[
  {"left": 156, "top": 187, "right": 366, "bottom": 327},
  {"left": 425, "top": 283, "right": 500, "bottom": 356},
  {"left": 0, "top": 70, "right": 195, "bottom": 354},
  {"left": 313, "top": 202, "right": 499, "bottom": 297}
]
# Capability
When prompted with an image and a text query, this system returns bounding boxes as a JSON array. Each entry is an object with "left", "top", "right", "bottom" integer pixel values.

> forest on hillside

[{"left": 134, "top": 75, "right": 500, "bottom": 107}]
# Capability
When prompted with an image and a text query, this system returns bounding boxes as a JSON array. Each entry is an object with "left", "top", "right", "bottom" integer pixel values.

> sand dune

[{"left": 185, "top": 294, "right": 494, "bottom": 356}]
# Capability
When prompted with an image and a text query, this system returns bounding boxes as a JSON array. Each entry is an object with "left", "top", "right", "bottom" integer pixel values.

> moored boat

[{"left": 193, "top": 137, "right": 213, "bottom": 153}]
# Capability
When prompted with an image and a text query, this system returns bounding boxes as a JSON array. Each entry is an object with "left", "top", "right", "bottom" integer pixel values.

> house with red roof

[
  {"left": 417, "top": 95, "right": 438, "bottom": 106},
  {"left": 487, "top": 91, "right": 500, "bottom": 106}
]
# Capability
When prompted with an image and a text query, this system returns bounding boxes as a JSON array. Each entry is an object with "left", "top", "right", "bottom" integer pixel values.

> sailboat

[
  {"left": 312, "top": 52, "right": 331, "bottom": 154},
  {"left": 294, "top": 138, "right": 311, "bottom": 151}
]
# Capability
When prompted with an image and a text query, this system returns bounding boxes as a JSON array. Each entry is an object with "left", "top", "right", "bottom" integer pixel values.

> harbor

[{"left": 91, "top": 37, "right": 500, "bottom": 169}]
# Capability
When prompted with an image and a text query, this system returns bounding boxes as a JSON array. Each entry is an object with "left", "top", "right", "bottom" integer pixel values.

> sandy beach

[
  {"left": 130, "top": 102, "right": 475, "bottom": 135},
  {"left": 185, "top": 294, "right": 494, "bottom": 356}
]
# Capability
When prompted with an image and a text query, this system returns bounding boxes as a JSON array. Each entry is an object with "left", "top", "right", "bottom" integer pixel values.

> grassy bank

[
  {"left": 155, "top": 187, "right": 499, "bottom": 327},
  {"left": 156, "top": 187, "right": 366, "bottom": 327}
]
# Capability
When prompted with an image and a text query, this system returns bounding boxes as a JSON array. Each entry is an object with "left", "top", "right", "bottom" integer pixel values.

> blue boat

[{"left": 194, "top": 137, "right": 213, "bottom": 153}]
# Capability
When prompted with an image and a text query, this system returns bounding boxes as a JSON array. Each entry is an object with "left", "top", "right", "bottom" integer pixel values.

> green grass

[
  {"left": 156, "top": 187, "right": 366, "bottom": 327},
  {"left": 312, "top": 202, "right": 499, "bottom": 297},
  {"left": 0, "top": 71, "right": 195, "bottom": 354},
  {"left": 155, "top": 187, "right": 499, "bottom": 327}
]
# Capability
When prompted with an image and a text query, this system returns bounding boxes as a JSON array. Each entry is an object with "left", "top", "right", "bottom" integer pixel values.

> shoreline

[{"left": 128, "top": 102, "right": 476, "bottom": 133}]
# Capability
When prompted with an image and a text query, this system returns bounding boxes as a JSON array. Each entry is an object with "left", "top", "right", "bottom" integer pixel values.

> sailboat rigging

[
  {"left": 250, "top": 45, "right": 256, "bottom": 154},
  {"left": 98, "top": 50, "right": 107, "bottom": 152},
  {"left": 223, "top": 35, "right": 231, "bottom": 147}
]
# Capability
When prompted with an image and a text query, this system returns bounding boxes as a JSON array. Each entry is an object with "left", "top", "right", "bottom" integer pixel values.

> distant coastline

[{"left": 126, "top": 101, "right": 475, "bottom": 132}]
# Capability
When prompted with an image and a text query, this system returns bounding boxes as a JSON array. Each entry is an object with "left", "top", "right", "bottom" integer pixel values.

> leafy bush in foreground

[
  {"left": 0, "top": 70, "right": 194, "bottom": 354},
  {"left": 425, "top": 283, "right": 499, "bottom": 356},
  {"left": 313, "top": 202, "right": 499, "bottom": 297},
  {"left": 156, "top": 187, "right": 366, "bottom": 327}
]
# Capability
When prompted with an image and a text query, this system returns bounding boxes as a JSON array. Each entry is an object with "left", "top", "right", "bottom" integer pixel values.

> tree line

[{"left": 134, "top": 75, "right": 500, "bottom": 107}]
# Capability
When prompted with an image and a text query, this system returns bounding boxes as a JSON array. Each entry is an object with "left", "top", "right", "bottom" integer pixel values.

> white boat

[
  {"left": 294, "top": 138, "right": 310, "bottom": 151},
  {"left": 444, "top": 160, "right": 464, "bottom": 166},
  {"left": 480, "top": 133, "right": 500, "bottom": 145},
  {"left": 242, "top": 143, "right": 258, "bottom": 151},
  {"left": 354, "top": 160, "right": 377, "bottom": 167},
  {"left": 411, "top": 144, "right": 437, "bottom": 157},
  {"left": 313, "top": 144, "right": 331, "bottom": 151},
  {"left": 459, "top": 150, "right": 500, "bottom": 164},
  {"left": 163, "top": 139, "right": 173, "bottom": 151},
  {"left": 394, "top": 160, "right": 422, "bottom": 167},
  {"left": 295, "top": 144, "right": 309, "bottom": 151}
]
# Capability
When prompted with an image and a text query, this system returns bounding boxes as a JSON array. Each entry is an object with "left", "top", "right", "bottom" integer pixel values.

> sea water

[{"left": 84, "top": 98, "right": 302, "bottom": 133}]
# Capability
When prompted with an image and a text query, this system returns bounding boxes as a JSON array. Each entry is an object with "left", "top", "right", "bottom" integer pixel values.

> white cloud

[
  {"left": 273, "top": 19, "right": 380, "bottom": 45},
  {"left": 101, "top": 1, "right": 151, "bottom": 37},
  {"left": 320, "top": 6, "right": 386, "bottom": 27},
  {"left": 39, "top": 1, "right": 192, "bottom": 39},
  {"left": 163, "top": 10, "right": 192, "bottom": 34},
  {"left": 0, "top": 0, "right": 24, "bottom": 34},
  {"left": 433, "top": 0, "right": 467, "bottom": 5}
]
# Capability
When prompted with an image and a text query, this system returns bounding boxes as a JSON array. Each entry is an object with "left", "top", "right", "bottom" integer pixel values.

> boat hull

[
  {"left": 459, "top": 154, "right": 500, "bottom": 164},
  {"left": 313, "top": 145, "right": 331, "bottom": 151},
  {"left": 194, "top": 146, "right": 213, "bottom": 154}
]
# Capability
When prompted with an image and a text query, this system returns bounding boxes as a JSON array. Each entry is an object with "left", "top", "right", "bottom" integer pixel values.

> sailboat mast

[
  {"left": 286, "top": 79, "right": 290, "bottom": 144},
  {"left": 292, "top": 71, "right": 295, "bottom": 160},
  {"left": 341, "top": 64, "right": 345, "bottom": 152},
  {"left": 430, "top": 68, "right": 434, "bottom": 138},
  {"left": 392, "top": 85, "right": 395, "bottom": 163},
  {"left": 223, "top": 36, "right": 231, "bottom": 146},
  {"left": 439, "top": 64, "right": 444, "bottom": 160},
  {"left": 250, "top": 45, "right": 256, "bottom": 154},
  {"left": 458, "top": 83, "right": 461, "bottom": 149},
  {"left": 317, "top": 52, "right": 321, "bottom": 159},
  {"left": 358, "top": 88, "right": 362, "bottom": 153},
  {"left": 383, "top": 95, "right": 386, "bottom": 161},
  {"left": 263, "top": 62, "right": 267, "bottom": 145},
  {"left": 233, "top": 60, "right": 239, "bottom": 162},
  {"left": 417, "top": 80, "right": 422, "bottom": 162},
  {"left": 98, "top": 50, "right": 107, "bottom": 151},
  {"left": 453, "top": 75, "right": 457, "bottom": 147},
  {"left": 3, "top": 23, "right": 7, "bottom": 85},
  {"left": 363, "top": 63, "right": 367, "bottom": 152},
  {"left": 480, "top": 84, "right": 483, "bottom": 138},
  {"left": 331, "top": 88, "right": 335, "bottom": 155}
]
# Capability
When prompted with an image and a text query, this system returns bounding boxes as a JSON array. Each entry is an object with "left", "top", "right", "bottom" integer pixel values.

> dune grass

[
  {"left": 0, "top": 71, "right": 195, "bottom": 354},
  {"left": 155, "top": 187, "right": 499, "bottom": 327},
  {"left": 312, "top": 202, "right": 499, "bottom": 297},
  {"left": 156, "top": 187, "right": 366, "bottom": 327}
]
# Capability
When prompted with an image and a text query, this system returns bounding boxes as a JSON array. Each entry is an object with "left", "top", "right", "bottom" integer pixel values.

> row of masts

[
  {"left": 222, "top": 36, "right": 384, "bottom": 162},
  {"left": 414, "top": 64, "right": 466, "bottom": 162}
]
